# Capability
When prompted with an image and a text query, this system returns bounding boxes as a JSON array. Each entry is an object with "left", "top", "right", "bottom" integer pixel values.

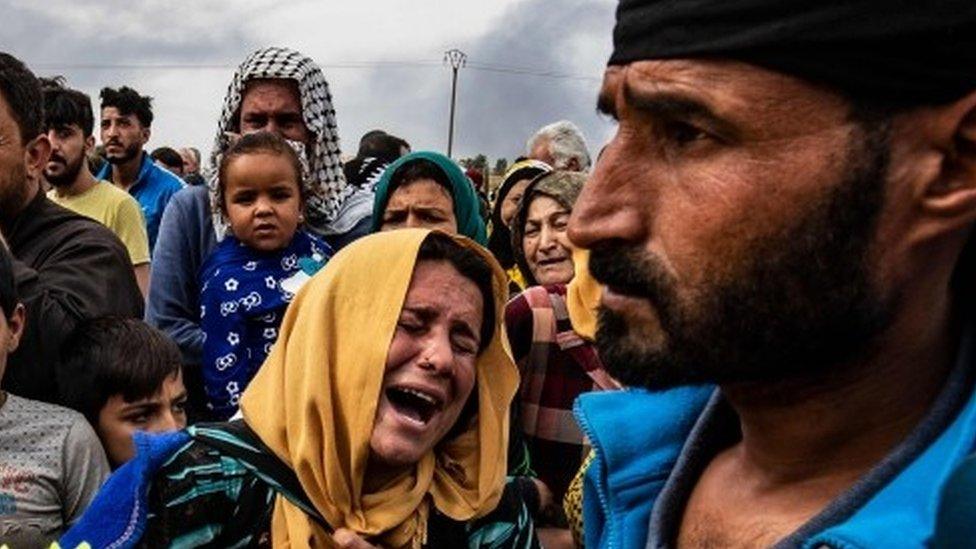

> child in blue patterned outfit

[{"left": 200, "top": 132, "right": 332, "bottom": 419}]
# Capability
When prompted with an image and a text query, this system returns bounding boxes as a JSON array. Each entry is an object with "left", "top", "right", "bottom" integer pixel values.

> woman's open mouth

[{"left": 386, "top": 386, "right": 443, "bottom": 425}]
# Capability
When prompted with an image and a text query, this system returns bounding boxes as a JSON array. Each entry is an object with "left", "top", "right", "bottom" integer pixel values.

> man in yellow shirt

[{"left": 41, "top": 78, "right": 149, "bottom": 298}]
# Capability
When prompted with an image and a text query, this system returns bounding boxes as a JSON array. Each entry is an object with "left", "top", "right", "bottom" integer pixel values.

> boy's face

[{"left": 96, "top": 370, "right": 188, "bottom": 467}]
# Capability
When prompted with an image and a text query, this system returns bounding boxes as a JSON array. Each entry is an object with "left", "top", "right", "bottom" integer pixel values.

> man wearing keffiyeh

[
  {"left": 146, "top": 47, "right": 371, "bottom": 422},
  {"left": 566, "top": 1, "right": 976, "bottom": 548}
]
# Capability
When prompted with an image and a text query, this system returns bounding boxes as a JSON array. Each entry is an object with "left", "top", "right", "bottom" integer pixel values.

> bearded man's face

[{"left": 570, "top": 59, "right": 898, "bottom": 390}]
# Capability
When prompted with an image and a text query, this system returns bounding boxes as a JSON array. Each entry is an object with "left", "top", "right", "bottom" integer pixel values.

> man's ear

[
  {"left": 919, "top": 90, "right": 976, "bottom": 232},
  {"left": 5, "top": 303, "right": 25, "bottom": 353},
  {"left": 84, "top": 134, "right": 95, "bottom": 154},
  {"left": 141, "top": 126, "right": 151, "bottom": 145},
  {"left": 23, "top": 133, "right": 51, "bottom": 181}
]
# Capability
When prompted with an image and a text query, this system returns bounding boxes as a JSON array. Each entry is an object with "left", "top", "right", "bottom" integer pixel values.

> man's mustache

[{"left": 589, "top": 245, "right": 658, "bottom": 299}]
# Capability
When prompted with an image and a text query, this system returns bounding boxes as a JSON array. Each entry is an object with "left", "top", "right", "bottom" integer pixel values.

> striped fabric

[
  {"left": 138, "top": 423, "right": 539, "bottom": 547},
  {"left": 505, "top": 285, "right": 619, "bottom": 504}
]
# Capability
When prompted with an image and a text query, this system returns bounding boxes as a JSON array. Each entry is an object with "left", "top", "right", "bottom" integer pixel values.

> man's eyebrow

[{"left": 621, "top": 83, "right": 739, "bottom": 137}]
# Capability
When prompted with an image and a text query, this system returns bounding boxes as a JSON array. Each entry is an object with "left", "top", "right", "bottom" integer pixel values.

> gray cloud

[
  {"left": 2, "top": 0, "right": 616, "bottom": 161},
  {"left": 351, "top": 0, "right": 617, "bottom": 160}
]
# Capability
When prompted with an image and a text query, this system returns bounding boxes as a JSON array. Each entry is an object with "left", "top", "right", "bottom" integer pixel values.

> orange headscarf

[{"left": 240, "top": 229, "right": 518, "bottom": 548}]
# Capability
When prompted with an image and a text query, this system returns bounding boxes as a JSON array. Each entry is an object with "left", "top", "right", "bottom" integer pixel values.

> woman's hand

[{"left": 332, "top": 528, "right": 381, "bottom": 549}]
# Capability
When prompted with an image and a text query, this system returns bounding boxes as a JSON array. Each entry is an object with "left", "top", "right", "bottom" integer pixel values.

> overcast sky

[{"left": 2, "top": 0, "right": 618, "bottom": 166}]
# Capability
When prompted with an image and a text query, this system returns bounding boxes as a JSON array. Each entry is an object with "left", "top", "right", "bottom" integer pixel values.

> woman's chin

[{"left": 368, "top": 437, "right": 427, "bottom": 469}]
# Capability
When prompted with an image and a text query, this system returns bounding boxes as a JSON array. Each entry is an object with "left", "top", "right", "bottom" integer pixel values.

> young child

[
  {"left": 59, "top": 317, "right": 188, "bottom": 469},
  {"left": 200, "top": 132, "right": 332, "bottom": 419}
]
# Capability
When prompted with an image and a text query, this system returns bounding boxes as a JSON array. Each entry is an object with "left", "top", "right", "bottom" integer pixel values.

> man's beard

[
  {"left": 591, "top": 122, "right": 894, "bottom": 390},
  {"left": 0, "top": 160, "right": 30, "bottom": 224},
  {"left": 45, "top": 152, "right": 86, "bottom": 188},
  {"left": 105, "top": 141, "right": 141, "bottom": 165}
]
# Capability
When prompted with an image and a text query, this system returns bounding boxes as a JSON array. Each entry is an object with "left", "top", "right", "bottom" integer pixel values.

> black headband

[{"left": 611, "top": 0, "right": 976, "bottom": 106}]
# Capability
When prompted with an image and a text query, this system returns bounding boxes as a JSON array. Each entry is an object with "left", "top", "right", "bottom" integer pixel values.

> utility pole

[{"left": 444, "top": 48, "right": 467, "bottom": 157}]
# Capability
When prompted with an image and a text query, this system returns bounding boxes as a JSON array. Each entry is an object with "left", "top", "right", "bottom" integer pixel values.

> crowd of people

[{"left": 1, "top": 0, "right": 976, "bottom": 547}]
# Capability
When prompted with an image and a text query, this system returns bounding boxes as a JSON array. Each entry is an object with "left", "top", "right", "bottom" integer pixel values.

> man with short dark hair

[
  {"left": 0, "top": 52, "right": 143, "bottom": 405},
  {"left": 343, "top": 129, "right": 411, "bottom": 188},
  {"left": 42, "top": 78, "right": 151, "bottom": 297},
  {"left": 150, "top": 146, "right": 185, "bottom": 176},
  {"left": 568, "top": 2, "right": 976, "bottom": 547},
  {"left": 95, "top": 86, "right": 183, "bottom": 252}
]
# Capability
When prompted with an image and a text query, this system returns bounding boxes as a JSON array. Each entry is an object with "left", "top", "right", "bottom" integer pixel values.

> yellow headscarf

[
  {"left": 566, "top": 247, "right": 602, "bottom": 341},
  {"left": 240, "top": 229, "right": 518, "bottom": 548}
]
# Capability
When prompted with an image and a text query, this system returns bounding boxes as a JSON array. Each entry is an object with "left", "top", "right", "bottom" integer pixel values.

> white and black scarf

[{"left": 207, "top": 46, "right": 351, "bottom": 238}]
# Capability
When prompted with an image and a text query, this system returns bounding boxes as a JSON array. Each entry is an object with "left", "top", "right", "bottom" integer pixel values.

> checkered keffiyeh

[{"left": 207, "top": 46, "right": 351, "bottom": 238}]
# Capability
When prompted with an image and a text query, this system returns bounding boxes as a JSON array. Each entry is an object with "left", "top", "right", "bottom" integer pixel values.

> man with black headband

[{"left": 568, "top": 1, "right": 976, "bottom": 547}]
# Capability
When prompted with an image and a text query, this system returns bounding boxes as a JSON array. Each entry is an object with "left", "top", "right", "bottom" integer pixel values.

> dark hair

[
  {"left": 99, "top": 86, "right": 153, "bottom": 127},
  {"left": 0, "top": 239, "right": 18, "bottom": 321},
  {"left": 389, "top": 158, "right": 454, "bottom": 199},
  {"left": 216, "top": 131, "right": 305, "bottom": 214},
  {"left": 358, "top": 130, "right": 410, "bottom": 163},
  {"left": 0, "top": 52, "right": 44, "bottom": 142},
  {"left": 41, "top": 76, "right": 94, "bottom": 137},
  {"left": 416, "top": 232, "right": 496, "bottom": 351},
  {"left": 150, "top": 146, "right": 184, "bottom": 170},
  {"left": 59, "top": 317, "right": 182, "bottom": 425}
]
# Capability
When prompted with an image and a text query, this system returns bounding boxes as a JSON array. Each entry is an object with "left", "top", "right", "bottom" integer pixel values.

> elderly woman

[
  {"left": 61, "top": 230, "right": 537, "bottom": 548},
  {"left": 372, "top": 151, "right": 487, "bottom": 245},
  {"left": 504, "top": 172, "right": 620, "bottom": 542},
  {"left": 486, "top": 160, "right": 552, "bottom": 293}
]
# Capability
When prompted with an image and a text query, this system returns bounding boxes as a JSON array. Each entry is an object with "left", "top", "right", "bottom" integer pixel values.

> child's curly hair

[{"left": 217, "top": 131, "right": 306, "bottom": 215}]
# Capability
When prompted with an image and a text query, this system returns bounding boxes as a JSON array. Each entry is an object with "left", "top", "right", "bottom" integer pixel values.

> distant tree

[
  {"left": 493, "top": 158, "right": 508, "bottom": 175},
  {"left": 471, "top": 154, "right": 488, "bottom": 171}
]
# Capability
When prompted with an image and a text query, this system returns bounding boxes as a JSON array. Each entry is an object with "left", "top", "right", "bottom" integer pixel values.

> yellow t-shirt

[{"left": 48, "top": 181, "right": 151, "bottom": 265}]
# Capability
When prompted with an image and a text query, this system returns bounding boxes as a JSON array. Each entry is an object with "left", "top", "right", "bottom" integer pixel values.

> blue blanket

[{"left": 59, "top": 430, "right": 190, "bottom": 549}]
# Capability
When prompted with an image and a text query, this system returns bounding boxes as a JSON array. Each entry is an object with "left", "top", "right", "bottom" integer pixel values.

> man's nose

[
  {"left": 46, "top": 131, "right": 61, "bottom": 151},
  {"left": 568, "top": 139, "right": 648, "bottom": 249}
]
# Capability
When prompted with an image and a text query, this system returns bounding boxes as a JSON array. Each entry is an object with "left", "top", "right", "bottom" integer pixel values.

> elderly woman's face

[
  {"left": 381, "top": 179, "right": 457, "bottom": 234},
  {"left": 523, "top": 195, "right": 575, "bottom": 285},
  {"left": 370, "top": 260, "right": 483, "bottom": 467}
]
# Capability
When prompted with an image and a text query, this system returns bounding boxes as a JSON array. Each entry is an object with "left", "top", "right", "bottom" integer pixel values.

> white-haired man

[{"left": 526, "top": 120, "right": 591, "bottom": 171}]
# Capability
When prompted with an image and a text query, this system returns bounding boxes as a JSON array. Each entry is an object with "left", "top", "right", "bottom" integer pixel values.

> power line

[{"left": 30, "top": 58, "right": 601, "bottom": 82}]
